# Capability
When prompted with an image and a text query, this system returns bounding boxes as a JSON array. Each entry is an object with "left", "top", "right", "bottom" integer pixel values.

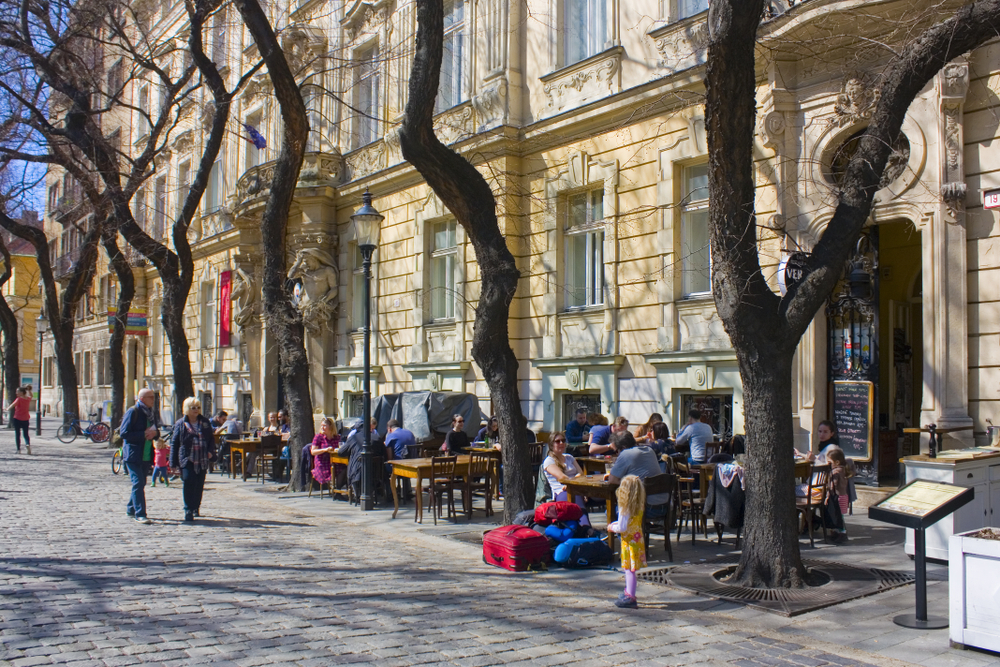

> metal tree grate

[{"left": 638, "top": 556, "right": 915, "bottom": 616}]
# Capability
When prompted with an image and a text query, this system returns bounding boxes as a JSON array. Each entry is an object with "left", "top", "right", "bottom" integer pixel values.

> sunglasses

[{"left": 554, "top": 438, "right": 566, "bottom": 444}]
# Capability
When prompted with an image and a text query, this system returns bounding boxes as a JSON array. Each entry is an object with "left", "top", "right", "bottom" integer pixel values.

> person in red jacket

[{"left": 5, "top": 387, "right": 32, "bottom": 455}]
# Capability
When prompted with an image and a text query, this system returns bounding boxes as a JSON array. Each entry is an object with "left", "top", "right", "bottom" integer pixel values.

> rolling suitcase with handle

[{"left": 482, "top": 525, "right": 550, "bottom": 572}]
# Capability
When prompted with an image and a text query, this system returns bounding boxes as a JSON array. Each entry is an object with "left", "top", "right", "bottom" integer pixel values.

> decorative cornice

[{"left": 540, "top": 47, "right": 623, "bottom": 114}]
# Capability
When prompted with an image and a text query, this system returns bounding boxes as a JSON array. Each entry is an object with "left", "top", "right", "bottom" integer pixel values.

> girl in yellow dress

[{"left": 608, "top": 474, "right": 646, "bottom": 608}]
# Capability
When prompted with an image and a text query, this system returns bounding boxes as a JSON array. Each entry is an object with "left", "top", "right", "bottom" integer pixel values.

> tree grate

[{"left": 638, "top": 556, "right": 915, "bottom": 616}]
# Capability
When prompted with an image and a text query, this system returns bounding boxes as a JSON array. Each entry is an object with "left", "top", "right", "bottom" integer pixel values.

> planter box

[{"left": 950, "top": 528, "right": 1000, "bottom": 652}]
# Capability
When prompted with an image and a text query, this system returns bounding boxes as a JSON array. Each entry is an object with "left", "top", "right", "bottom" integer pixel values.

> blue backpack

[{"left": 553, "top": 537, "right": 613, "bottom": 567}]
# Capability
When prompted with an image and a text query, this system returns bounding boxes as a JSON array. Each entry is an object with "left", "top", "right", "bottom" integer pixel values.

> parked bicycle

[{"left": 56, "top": 412, "right": 111, "bottom": 444}]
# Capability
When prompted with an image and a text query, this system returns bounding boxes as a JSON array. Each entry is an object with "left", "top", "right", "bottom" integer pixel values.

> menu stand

[{"left": 869, "top": 480, "right": 974, "bottom": 629}]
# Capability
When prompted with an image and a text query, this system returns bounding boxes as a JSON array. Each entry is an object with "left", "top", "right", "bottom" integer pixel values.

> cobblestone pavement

[{"left": 2, "top": 424, "right": 997, "bottom": 667}]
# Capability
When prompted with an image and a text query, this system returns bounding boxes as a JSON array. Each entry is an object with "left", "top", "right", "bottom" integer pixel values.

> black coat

[{"left": 169, "top": 415, "right": 217, "bottom": 469}]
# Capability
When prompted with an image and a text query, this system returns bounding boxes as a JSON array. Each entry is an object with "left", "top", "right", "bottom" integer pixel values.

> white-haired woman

[{"left": 170, "top": 397, "right": 217, "bottom": 523}]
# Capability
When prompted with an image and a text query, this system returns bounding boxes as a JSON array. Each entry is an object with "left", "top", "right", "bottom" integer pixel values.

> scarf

[{"left": 183, "top": 418, "right": 210, "bottom": 474}]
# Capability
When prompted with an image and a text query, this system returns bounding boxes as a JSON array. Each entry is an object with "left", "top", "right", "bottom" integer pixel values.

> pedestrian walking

[
  {"left": 120, "top": 388, "right": 161, "bottom": 524},
  {"left": 6, "top": 387, "right": 32, "bottom": 455},
  {"left": 607, "top": 475, "right": 647, "bottom": 609},
  {"left": 151, "top": 439, "right": 169, "bottom": 487},
  {"left": 170, "top": 397, "right": 217, "bottom": 523}
]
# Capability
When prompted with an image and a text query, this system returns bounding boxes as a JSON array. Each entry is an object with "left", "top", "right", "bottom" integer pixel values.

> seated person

[
  {"left": 542, "top": 432, "right": 590, "bottom": 525},
  {"left": 212, "top": 410, "right": 228, "bottom": 434},
  {"left": 675, "top": 409, "right": 713, "bottom": 465},
  {"left": 263, "top": 412, "right": 282, "bottom": 434},
  {"left": 277, "top": 409, "right": 291, "bottom": 435},
  {"left": 605, "top": 431, "right": 672, "bottom": 515},
  {"left": 635, "top": 413, "right": 663, "bottom": 443},
  {"left": 385, "top": 419, "right": 416, "bottom": 499},
  {"left": 338, "top": 424, "right": 387, "bottom": 503},
  {"left": 565, "top": 408, "right": 590, "bottom": 443},
  {"left": 476, "top": 416, "right": 499, "bottom": 444},
  {"left": 442, "top": 414, "right": 470, "bottom": 453},
  {"left": 647, "top": 422, "right": 675, "bottom": 459},
  {"left": 589, "top": 416, "right": 629, "bottom": 455}
]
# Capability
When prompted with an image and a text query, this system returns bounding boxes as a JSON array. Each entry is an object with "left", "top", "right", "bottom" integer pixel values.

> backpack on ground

[{"left": 553, "top": 537, "right": 613, "bottom": 568}]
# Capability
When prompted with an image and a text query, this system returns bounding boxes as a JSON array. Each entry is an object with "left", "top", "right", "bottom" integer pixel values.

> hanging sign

[
  {"left": 778, "top": 252, "right": 811, "bottom": 296},
  {"left": 219, "top": 270, "right": 232, "bottom": 347},
  {"left": 107, "top": 307, "right": 148, "bottom": 336}
]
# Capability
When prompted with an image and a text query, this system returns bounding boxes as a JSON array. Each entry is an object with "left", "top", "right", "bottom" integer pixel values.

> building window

[
  {"left": 565, "top": 189, "right": 604, "bottom": 309},
  {"left": 204, "top": 159, "right": 222, "bottom": 214},
  {"left": 201, "top": 281, "right": 216, "bottom": 348},
  {"left": 154, "top": 175, "right": 167, "bottom": 239},
  {"left": 352, "top": 245, "right": 367, "bottom": 331},
  {"left": 138, "top": 85, "right": 151, "bottom": 138},
  {"left": 436, "top": 0, "right": 466, "bottom": 113},
  {"left": 430, "top": 220, "right": 458, "bottom": 320},
  {"left": 245, "top": 111, "right": 263, "bottom": 168},
  {"left": 82, "top": 351, "right": 92, "bottom": 387},
  {"left": 43, "top": 357, "right": 55, "bottom": 386},
  {"left": 134, "top": 185, "right": 147, "bottom": 230},
  {"left": 48, "top": 184, "right": 59, "bottom": 212},
  {"left": 564, "top": 0, "right": 606, "bottom": 67},
  {"left": 355, "top": 44, "right": 380, "bottom": 147},
  {"left": 96, "top": 349, "right": 110, "bottom": 386},
  {"left": 677, "top": 0, "right": 709, "bottom": 20},
  {"left": 211, "top": 7, "right": 228, "bottom": 68},
  {"left": 680, "top": 163, "right": 711, "bottom": 296},
  {"left": 176, "top": 161, "right": 191, "bottom": 218}
]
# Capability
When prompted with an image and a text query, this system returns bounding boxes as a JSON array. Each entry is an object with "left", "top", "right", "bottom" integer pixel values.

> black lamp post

[
  {"left": 351, "top": 188, "right": 383, "bottom": 511},
  {"left": 35, "top": 312, "right": 47, "bottom": 436}
]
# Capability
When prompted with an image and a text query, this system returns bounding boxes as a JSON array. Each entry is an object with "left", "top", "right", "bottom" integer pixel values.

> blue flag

[{"left": 243, "top": 123, "right": 267, "bottom": 150}]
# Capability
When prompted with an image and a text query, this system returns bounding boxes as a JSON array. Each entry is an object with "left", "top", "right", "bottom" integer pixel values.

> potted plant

[{"left": 949, "top": 527, "right": 1000, "bottom": 652}]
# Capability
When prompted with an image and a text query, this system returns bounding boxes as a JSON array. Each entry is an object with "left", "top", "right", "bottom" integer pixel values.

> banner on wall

[
  {"left": 219, "top": 270, "right": 232, "bottom": 347},
  {"left": 107, "top": 307, "right": 148, "bottom": 336}
]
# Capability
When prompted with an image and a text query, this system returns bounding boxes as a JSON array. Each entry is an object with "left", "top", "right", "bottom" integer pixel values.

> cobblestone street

[{"left": 2, "top": 425, "right": 997, "bottom": 667}]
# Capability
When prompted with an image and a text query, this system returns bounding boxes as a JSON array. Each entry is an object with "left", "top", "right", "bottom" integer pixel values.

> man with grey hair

[{"left": 119, "top": 388, "right": 161, "bottom": 524}]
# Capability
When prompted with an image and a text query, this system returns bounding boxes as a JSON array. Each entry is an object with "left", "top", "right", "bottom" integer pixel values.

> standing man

[
  {"left": 120, "top": 388, "right": 160, "bottom": 524},
  {"left": 384, "top": 419, "right": 415, "bottom": 500},
  {"left": 675, "top": 409, "right": 714, "bottom": 465}
]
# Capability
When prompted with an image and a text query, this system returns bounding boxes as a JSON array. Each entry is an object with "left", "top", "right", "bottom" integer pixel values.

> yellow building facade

[{"left": 42, "top": 0, "right": 1000, "bottom": 482}]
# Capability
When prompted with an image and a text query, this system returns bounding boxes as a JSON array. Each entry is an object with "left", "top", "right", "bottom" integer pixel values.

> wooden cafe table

[
  {"left": 390, "top": 455, "right": 473, "bottom": 523},
  {"left": 229, "top": 438, "right": 260, "bottom": 480},
  {"left": 576, "top": 456, "right": 613, "bottom": 476},
  {"left": 562, "top": 475, "right": 621, "bottom": 552}
]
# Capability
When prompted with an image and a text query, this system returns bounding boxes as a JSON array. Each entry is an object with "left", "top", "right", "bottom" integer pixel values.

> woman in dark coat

[{"left": 170, "top": 396, "right": 217, "bottom": 523}]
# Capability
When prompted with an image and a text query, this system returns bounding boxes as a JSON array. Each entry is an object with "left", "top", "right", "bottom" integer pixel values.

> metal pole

[
  {"left": 360, "top": 248, "right": 374, "bottom": 511},
  {"left": 36, "top": 329, "right": 43, "bottom": 436},
  {"left": 914, "top": 527, "right": 927, "bottom": 621}
]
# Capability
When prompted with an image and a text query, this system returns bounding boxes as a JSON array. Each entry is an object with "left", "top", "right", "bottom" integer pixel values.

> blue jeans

[
  {"left": 151, "top": 466, "right": 168, "bottom": 485},
  {"left": 125, "top": 462, "right": 148, "bottom": 518}
]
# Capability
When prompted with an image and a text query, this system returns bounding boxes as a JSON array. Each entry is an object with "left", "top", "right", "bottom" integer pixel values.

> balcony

[
  {"left": 53, "top": 196, "right": 87, "bottom": 225},
  {"left": 234, "top": 151, "right": 343, "bottom": 209},
  {"left": 123, "top": 244, "right": 149, "bottom": 268},
  {"left": 53, "top": 246, "right": 83, "bottom": 283}
]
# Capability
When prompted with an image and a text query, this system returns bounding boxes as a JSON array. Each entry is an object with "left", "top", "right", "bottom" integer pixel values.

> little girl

[
  {"left": 826, "top": 449, "right": 849, "bottom": 543},
  {"left": 151, "top": 439, "right": 169, "bottom": 487},
  {"left": 608, "top": 475, "right": 646, "bottom": 608}
]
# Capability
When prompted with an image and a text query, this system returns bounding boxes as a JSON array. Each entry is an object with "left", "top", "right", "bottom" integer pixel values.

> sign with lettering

[
  {"left": 107, "top": 308, "right": 148, "bottom": 336},
  {"left": 985, "top": 189, "right": 1000, "bottom": 209},
  {"left": 830, "top": 380, "right": 874, "bottom": 462},
  {"left": 778, "top": 252, "right": 811, "bottom": 296},
  {"left": 870, "top": 480, "right": 973, "bottom": 530}
]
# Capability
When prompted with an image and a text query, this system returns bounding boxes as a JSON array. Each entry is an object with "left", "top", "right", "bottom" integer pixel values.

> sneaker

[
  {"left": 193, "top": 510, "right": 200, "bottom": 517},
  {"left": 134, "top": 516, "right": 151, "bottom": 525},
  {"left": 184, "top": 513, "right": 194, "bottom": 523},
  {"left": 614, "top": 593, "right": 638, "bottom": 609},
  {"left": 26, "top": 445, "right": 31, "bottom": 455}
]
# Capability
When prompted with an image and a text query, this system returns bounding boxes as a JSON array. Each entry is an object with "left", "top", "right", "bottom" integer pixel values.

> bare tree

[
  {"left": 230, "top": 0, "right": 315, "bottom": 490},
  {"left": 707, "top": 0, "right": 1000, "bottom": 587},
  {"left": 399, "top": 0, "right": 530, "bottom": 521}
]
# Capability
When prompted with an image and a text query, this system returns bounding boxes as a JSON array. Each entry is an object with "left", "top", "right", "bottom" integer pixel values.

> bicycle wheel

[
  {"left": 112, "top": 449, "right": 123, "bottom": 475},
  {"left": 90, "top": 422, "right": 111, "bottom": 443},
  {"left": 56, "top": 423, "right": 77, "bottom": 443}
]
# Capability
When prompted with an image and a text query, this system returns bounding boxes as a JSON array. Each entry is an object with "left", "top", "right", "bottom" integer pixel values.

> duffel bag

[
  {"left": 534, "top": 501, "right": 584, "bottom": 525},
  {"left": 482, "top": 525, "right": 550, "bottom": 572},
  {"left": 553, "top": 537, "right": 613, "bottom": 568}
]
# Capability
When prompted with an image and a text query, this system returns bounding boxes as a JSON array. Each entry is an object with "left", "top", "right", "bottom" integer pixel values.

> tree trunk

[
  {"left": 232, "top": 0, "right": 314, "bottom": 489},
  {"left": 400, "top": 0, "right": 529, "bottom": 522},
  {"left": 0, "top": 236, "right": 20, "bottom": 422},
  {"left": 101, "top": 229, "right": 135, "bottom": 430}
]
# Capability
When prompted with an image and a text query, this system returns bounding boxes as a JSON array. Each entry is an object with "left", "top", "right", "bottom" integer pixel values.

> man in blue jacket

[{"left": 120, "top": 388, "right": 160, "bottom": 524}]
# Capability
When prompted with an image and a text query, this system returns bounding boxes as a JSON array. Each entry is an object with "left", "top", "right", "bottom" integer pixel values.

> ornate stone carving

[
  {"left": 833, "top": 73, "right": 880, "bottom": 127},
  {"left": 236, "top": 162, "right": 276, "bottom": 202},
  {"left": 344, "top": 3, "right": 388, "bottom": 41},
  {"left": 287, "top": 247, "right": 338, "bottom": 335},
  {"left": 243, "top": 74, "right": 273, "bottom": 104},
  {"left": 678, "top": 303, "right": 730, "bottom": 351},
  {"left": 471, "top": 76, "right": 508, "bottom": 131},
  {"left": 434, "top": 104, "right": 474, "bottom": 145},
  {"left": 426, "top": 326, "right": 457, "bottom": 362},
  {"left": 232, "top": 266, "right": 259, "bottom": 332},
  {"left": 383, "top": 125, "right": 403, "bottom": 166},
  {"left": 759, "top": 111, "right": 785, "bottom": 150},
  {"left": 282, "top": 24, "right": 327, "bottom": 74},
  {"left": 541, "top": 49, "right": 622, "bottom": 113},
  {"left": 651, "top": 19, "right": 709, "bottom": 73},
  {"left": 173, "top": 130, "right": 193, "bottom": 153},
  {"left": 298, "top": 150, "right": 343, "bottom": 185},
  {"left": 943, "top": 104, "right": 962, "bottom": 175},
  {"left": 940, "top": 62, "right": 970, "bottom": 99},
  {"left": 942, "top": 181, "right": 968, "bottom": 218},
  {"left": 346, "top": 141, "right": 386, "bottom": 180}
]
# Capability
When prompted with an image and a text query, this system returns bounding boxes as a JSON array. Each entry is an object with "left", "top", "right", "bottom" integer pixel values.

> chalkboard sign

[{"left": 831, "top": 381, "right": 874, "bottom": 461}]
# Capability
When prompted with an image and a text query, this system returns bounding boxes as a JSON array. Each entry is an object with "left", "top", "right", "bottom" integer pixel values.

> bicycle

[
  {"left": 56, "top": 412, "right": 111, "bottom": 444},
  {"left": 112, "top": 445, "right": 123, "bottom": 474}
]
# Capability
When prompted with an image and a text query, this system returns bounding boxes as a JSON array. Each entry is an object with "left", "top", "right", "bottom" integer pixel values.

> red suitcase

[{"left": 482, "top": 525, "right": 550, "bottom": 572}]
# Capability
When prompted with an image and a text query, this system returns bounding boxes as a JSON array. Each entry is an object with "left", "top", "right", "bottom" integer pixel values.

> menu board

[
  {"left": 831, "top": 381, "right": 874, "bottom": 462},
  {"left": 875, "top": 480, "right": 969, "bottom": 517}
]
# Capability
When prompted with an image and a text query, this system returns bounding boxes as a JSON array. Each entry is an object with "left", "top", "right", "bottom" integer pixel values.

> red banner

[{"left": 219, "top": 270, "right": 232, "bottom": 347}]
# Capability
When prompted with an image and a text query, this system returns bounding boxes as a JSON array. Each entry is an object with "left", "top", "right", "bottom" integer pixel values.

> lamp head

[{"left": 351, "top": 189, "right": 383, "bottom": 253}]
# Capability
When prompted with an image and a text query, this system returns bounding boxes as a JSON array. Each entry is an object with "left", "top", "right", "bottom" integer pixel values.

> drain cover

[{"left": 639, "top": 556, "right": 914, "bottom": 616}]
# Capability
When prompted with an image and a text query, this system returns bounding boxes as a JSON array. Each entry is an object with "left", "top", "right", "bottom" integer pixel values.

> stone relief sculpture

[
  {"left": 232, "top": 266, "right": 259, "bottom": 331},
  {"left": 833, "top": 74, "right": 880, "bottom": 127},
  {"left": 287, "top": 247, "right": 338, "bottom": 334}
]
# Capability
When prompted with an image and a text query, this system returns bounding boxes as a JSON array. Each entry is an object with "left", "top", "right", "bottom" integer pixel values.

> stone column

[{"left": 922, "top": 60, "right": 973, "bottom": 448}]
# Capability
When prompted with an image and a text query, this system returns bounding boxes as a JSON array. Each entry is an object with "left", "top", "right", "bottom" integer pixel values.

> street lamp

[
  {"left": 351, "top": 188, "right": 383, "bottom": 512},
  {"left": 35, "top": 312, "right": 47, "bottom": 436}
]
